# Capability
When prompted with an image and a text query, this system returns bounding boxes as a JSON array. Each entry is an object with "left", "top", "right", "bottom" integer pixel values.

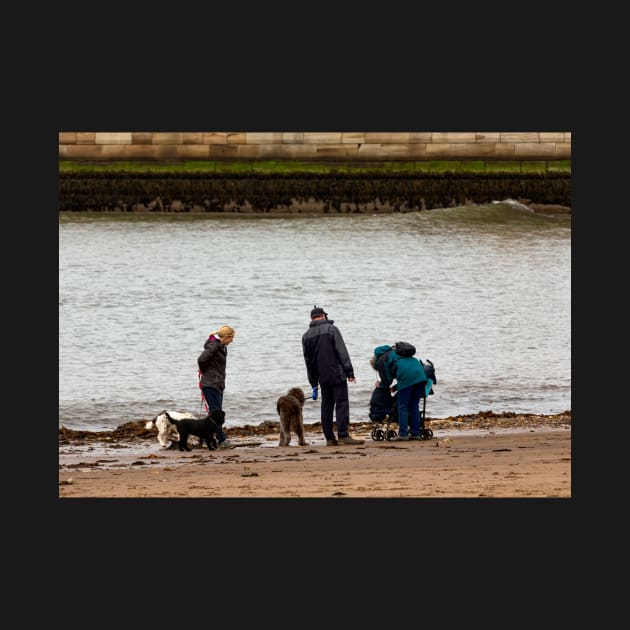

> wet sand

[{"left": 58, "top": 411, "right": 571, "bottom": 499}]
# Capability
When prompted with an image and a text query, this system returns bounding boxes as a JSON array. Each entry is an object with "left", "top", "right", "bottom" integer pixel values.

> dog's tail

[{"left": 163, "top": 411, "right": 179, "bottom": 426}]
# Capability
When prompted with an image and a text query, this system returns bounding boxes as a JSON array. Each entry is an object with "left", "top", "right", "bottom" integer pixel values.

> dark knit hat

[{"left": 310, "top": 305, "right": 328, "bottom": 319}]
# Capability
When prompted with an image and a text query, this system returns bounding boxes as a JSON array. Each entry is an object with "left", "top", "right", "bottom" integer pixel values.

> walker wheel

[
  {"left": 371, "top": 428, "right": 385, "bottom": 441},
  {"left": 421, "top": 428, "right": 433, "bottom": 440},
  {"left": 385, "top": 429, "right": 398, "bottom": 441}
]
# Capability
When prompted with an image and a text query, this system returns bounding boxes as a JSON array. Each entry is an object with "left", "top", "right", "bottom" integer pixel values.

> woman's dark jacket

[{"left": 197, "top": 336, "right": 227, "bottom": 391}]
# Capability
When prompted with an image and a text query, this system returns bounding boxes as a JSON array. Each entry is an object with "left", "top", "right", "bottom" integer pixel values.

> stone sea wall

[
  {"left": 59, "top": 132, "right": 571, "bottom": 162},
  {"left": 59, "top": 132, "right": 571, "bottom": 212}
]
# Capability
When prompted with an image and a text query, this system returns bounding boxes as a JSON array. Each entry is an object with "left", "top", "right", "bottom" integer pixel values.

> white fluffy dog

[{"left": 145, "top": 410, "right": 197, "bottom": 447}]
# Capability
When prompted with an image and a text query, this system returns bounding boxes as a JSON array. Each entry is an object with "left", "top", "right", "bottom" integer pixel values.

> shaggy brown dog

[{"left": 276, "top": 387, "right": 306, "bottom": 446}]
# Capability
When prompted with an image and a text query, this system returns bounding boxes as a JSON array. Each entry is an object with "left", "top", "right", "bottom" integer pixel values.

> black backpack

[
  {"left": 393, "top": 341, "right": 416, "bottom": 357},
  {"left": 422, "top": 358, "right": 437, "bottom": 395},
  {"left": 423, "top": 358, "right": 437, "bottom": 384}
]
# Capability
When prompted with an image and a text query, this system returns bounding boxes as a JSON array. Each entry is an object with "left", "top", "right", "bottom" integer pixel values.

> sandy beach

[{"left": 58, "top": 411, "right": 571, "bottom": 499}]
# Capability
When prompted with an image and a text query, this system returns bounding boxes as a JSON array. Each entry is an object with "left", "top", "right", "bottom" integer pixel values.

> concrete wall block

[
  {"left": 202, "top": 132, "right": 230, "bottom": 144},
  {"left": 235, "top": 144, "right": 263, "bottom": 159},
  {"left": 303, "top": 132, "right": 342, "bottom": 144},
  {"left": 409, "top": 133, "right": 432, "bottom": 143},
  {"left": 539, "top": 132, "right": 566, "bottom": 143},
  {"left": 76, "top": 133, "right": 96, "bottom": 144},
  {"left": 475, "top": 132, "right": 501, "bottom": 143},
  {"left": 62, "top": 145, "right": 103, "bottom": 159},
  {"left": 289, "top": 145, "right": 317, "bottom": 160},
  {"left": 153, "top": 133, "right": 183, "bottom": 145},
  {"left": 427, "top": 143, "right": 495, "bottom": 158},
  {"left": 208, "top": 144, "right": 239, "bottom": 159},
  {"left": 226, "top": 132, "right": 246, "bottom": 144},
  {"left": 59, "top": 132, "right": 77, "bottom": 144},
  {"left": 456, "top": 142, "right": 496, "bottom": 157},
  {"left": 246, "top": 132, "right": 283, "bottom": 144},
  {"left": 123, "top": 145, "right": 161, "bottom": 159},
  {"left": 176, "top": 144, "right": 211, "bottom": 159},
  {"left": 259, "top": 144, "right": 301, "bottom": 159},
  {"left": 155, "top": 144, "right": 180, "bottom": 159},
  {"left": 282, "top": 132, "right": 304, "bottom": 144},
  {"left": 100, "top": 145, "right": 129, "bottom": 159},
  {"left": 341, "top": 132, "right": 365, "bottom": 144},
  {"left": 501, "top": 132, "right": 540, "bottom": 143},
  {"left": 555, "top": 142, "right": 571, "bottom": 158},
  {"left": 357, "top": 144, "right": 384, "bottom": 159},
  {"left": 514, "top": 142, "right": 556, "bottom": 158},
  {"left": 183, "top": 133, "right": 204, "bottom": 144},
  {"left": 432, "top": 132, "right": 478, "bottom": 143},
  {"left": 315, "top": 144, "right": 353, "bottom": 158},
  {"left": 364, "top": 132, "right": 410, "bottom": 144},
  {"left": 392, "top": 143, "right": 427, "bottom": 158},
  {"left": 426, "top": 143, "right": 454, "bottom": 158},
  {"left": 378, "top": 144, "right": 425, "bottom": 158},
  {"left": 132, "top": 133, "right": 152, "bottom": 144},
  {"left": 494, "top": 143, "right": 516, "bottom": 158},
  {"left": 95, "top": 133, "right": 133, "bottom": 145}
]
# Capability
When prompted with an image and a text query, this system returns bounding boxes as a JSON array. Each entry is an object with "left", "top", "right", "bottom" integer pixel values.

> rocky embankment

[
  {"left": 58, "top": 172, "right": 571, "bottom": 213},
  {"left": 59, "top": 410, "right": 572, "bottom": 447}
]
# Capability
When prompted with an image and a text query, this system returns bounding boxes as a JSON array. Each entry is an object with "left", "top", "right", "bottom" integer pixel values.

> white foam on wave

[{"left": 492, "top": 198, "right": 536, "bottom": 212}]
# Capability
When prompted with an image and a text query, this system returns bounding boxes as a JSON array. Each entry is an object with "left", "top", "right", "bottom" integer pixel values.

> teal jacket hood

[{"left": 374, "top": 345, "right": 392, "bottom": 360}]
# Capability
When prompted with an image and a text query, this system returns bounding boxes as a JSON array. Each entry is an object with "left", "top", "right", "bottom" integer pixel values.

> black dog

[{"left": 164, "top": 409, "right": 225, "bottom": 451}]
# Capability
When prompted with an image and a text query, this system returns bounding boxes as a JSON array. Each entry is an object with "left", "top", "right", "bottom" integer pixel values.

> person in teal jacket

[{"left": 372, "top": 344, "right": 427, "bottom": 440}]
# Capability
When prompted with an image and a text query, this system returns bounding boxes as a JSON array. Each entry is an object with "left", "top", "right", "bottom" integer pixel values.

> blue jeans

[
  {"left": 396, "top": 382, "right": 423, "bottom": 437},
  {"left": 202, "top": 386, "right": 227, "bottom": 443}
]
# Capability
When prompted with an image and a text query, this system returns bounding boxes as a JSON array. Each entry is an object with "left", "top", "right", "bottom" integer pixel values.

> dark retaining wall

[{"left": 59, "top": 171, "right": 571, "bottom": 213}]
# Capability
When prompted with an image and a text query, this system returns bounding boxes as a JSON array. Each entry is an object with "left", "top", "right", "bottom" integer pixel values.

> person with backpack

[
  {"left": 372, "top": 342, "right": 428, "bottom": 441},
  {"left": 197, "top": 325, "right": 236, "bottom": 449},
  {"left": 302, "top": 305, "right": 364, "bottom": 446}
]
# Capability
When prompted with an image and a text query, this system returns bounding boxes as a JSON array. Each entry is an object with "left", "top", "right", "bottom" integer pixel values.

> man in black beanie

[{"left": 302, "top": 305, "right": 364, "bottom": 446}]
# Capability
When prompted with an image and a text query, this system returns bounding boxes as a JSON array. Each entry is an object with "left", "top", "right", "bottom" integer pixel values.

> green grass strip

[{"left": 59, "top": 159, "right": 570, "bottom": 175}]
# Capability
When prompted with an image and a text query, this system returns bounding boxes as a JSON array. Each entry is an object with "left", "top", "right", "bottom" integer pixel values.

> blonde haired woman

[{"left": 197, "top": 325, "right": 236, "bottom": 448}]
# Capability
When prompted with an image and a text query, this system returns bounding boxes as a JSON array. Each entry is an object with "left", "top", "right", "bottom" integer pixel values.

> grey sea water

[{"left": 59, "top": 201, "right": 571, "bottom": 432}]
